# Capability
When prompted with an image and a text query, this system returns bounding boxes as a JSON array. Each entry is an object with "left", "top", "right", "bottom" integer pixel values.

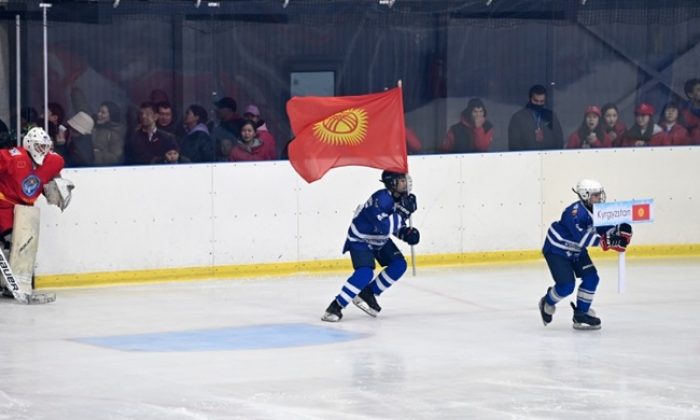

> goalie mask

[
  {"left": 574, "top": 179, "right": 606, "bottom": 208},
  {"left": 22, "top": 127, "right": 52, "bottom": 165}
]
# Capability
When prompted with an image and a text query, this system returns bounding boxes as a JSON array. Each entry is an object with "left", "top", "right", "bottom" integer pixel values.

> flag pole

[
  {"left": 618, "top": 251, "right": 626, "bottom": 294},
  {"left": 396, "top": 80, "right": 416, "bottom": 276}
]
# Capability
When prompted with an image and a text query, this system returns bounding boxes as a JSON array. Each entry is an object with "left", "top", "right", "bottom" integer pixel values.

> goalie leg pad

[{"left": 10, "top": 205, "right": 40, "bottom": 293}]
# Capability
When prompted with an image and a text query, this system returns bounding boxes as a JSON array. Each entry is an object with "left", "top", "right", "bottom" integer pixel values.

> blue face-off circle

[{"left": 73, "top": 323, "right": 366, "bottom": 352}]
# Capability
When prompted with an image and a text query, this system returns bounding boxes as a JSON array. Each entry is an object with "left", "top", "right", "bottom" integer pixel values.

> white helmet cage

[
  {"left": 573, "top": 179, "right": 606, "bottom": 206},
  {"left": 22, "top": 127, "right": 52, "bottom": 165}
]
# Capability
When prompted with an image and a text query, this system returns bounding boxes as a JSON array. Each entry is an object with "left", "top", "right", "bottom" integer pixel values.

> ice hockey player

[
  {"left": 321, "top": 170, "right": 420, "bottom": 322},
  {"left": 538, "top": 179, "right": 632, "bottom": 330},
  {"left": 0, "top": 127, "right": 73, "bottom": 297}
]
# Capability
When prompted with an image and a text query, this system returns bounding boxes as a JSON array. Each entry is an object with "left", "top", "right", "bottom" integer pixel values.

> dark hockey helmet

[{"left": 381, "top": 170, "right": 407, "bottom": 192}]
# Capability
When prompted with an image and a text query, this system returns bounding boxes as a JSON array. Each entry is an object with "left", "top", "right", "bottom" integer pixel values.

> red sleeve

[
  {"left": 589, "top": 132, "right": 612, "bottom": 148},
  {"left": 438, "top": 128, "right": 455, "bottom": 153},
  {"left": 35, "top": 152, "right": 65, "bottom": 184},
  {"left": 566, "top": 132, "right": 582, "bottom": 149},
  {"left": 671, "top": 125, "right": 690, "bottom": 145},
  {"left": 472, "top": 126, "right": 492, "bottom": 153}
]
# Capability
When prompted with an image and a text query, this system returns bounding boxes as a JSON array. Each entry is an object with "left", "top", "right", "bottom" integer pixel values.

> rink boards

[{"left": 33, "top": 147, "right": 700, "bottom": 287}]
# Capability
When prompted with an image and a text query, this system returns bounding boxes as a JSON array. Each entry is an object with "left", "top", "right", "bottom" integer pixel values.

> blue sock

[
  {"left": 335, "top": 267, "right": 373, "bottom": 307},
  {"left": 370, "top": 258, "right": 407, "bottom": 295}
]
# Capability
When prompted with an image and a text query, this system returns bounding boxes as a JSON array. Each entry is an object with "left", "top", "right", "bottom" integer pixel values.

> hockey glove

[
  {"left": 616, "top": 223, "right": 633, "bottom": 245},
  {"left": 600, "top": 232, "right": 628, "bottom": 252},
  {"left": 395, "top": 193, "right": 417, "bottom": 220},
  {"left": 398, "top": 226, "right": 420, "bottom": 245}
]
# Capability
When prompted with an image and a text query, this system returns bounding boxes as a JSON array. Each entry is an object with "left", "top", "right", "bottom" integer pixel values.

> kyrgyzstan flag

[
  {"left": 287, "top": 87, "right": 407, "bottom": 183},
  {"left": 632, "top": 203, "right": 651, "bottom": 221}
]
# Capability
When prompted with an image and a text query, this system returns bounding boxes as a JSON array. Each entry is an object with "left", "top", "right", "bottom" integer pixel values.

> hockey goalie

[{"left": 0, "top": 127, "right": 74, "bottom": 304}]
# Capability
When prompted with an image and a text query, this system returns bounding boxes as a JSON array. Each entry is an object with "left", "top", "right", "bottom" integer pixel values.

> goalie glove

[{"left": 43, "top": 177, "right": 75, "bottom": 212}]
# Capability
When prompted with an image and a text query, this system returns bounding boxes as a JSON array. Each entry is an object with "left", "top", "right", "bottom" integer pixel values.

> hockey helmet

[
  {"left": 23, "top": 127, "right": 52, "bottom": 165},
  {"left": 574, "top": 179, "right": 606, "bottom": 206},
  {"left": 381, "top": 170, "right": 407, "bottom": 192}
]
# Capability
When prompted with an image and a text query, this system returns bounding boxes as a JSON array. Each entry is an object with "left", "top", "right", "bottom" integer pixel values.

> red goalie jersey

[{"left": 0, "top": 147, "right": 64, "bottom": 233}]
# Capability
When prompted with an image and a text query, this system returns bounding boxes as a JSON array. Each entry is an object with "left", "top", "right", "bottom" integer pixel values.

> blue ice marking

[{"left": 72, "top": 323, "right": 364, "bottom": 352}]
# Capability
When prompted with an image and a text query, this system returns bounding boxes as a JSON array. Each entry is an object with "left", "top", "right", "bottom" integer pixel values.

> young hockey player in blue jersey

[
  {"left": 321, "top": 170, "right": 420, "bottom": 322},
  {"left": 538, "top": 179, "right": 633, "bottom": 330}
]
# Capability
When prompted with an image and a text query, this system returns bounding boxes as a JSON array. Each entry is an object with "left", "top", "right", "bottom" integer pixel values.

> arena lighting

[
  {"left": 112, "top": 0, "right": 119, "bottom": 8},
  {"left": 486, "top": 0, "right": 493, "bottom": 5},
  {"left": 581, "top": 0, "right": 587, "bottom": 4},
  {"left": 378, "top": 0, "right": 396, "bottom": 7},
  {"left": 282, "top": 0, "right": 289, "bottom": 8},
  {"left": 195, "top": 0, "right": 201, "bottom": 8}
]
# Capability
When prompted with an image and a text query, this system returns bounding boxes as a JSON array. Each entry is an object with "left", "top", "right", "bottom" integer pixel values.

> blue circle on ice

[{"left": 73, "top": 323, "right": 365, "bottom": 352}]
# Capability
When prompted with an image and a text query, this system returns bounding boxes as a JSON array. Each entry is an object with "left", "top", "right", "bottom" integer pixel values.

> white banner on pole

[
  {"left": 592, "top": 199, "right": 654, "bottom": 294},
  {"left": 592, "top": 199, "right": 654, "bottom": 226}
]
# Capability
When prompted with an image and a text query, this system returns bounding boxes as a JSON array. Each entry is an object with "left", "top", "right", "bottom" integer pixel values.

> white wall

[{"left": 35, "top": 147, "right": 700, "bottom": 275}]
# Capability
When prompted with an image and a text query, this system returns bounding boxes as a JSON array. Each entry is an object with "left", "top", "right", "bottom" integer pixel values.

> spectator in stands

[
  {"left": 41, "top": 102, "right": 66, "bottom": 147},
  {"left": 155, "top": 101, "right": 180, "bottom": 136},
  {"left": 243, "top": 104, "right": 277, "bottom": 159},
  {"left": 211, "top": 124, "right": 235, "bottom": 162},
  {"left": 92, "top": 101, "right": 126, "bottom": 166},
  {"left": 600, "top": 103, "right": 627, "bottom": 147},
  {"left": 439, "top": 98, "right": 494, "bottom": 153},
  {"left": 619, "top": 103, "right": 664, "bottom": 147},
  {"left": 658, "top": 101, "right": 689, "bottom": 146},
  {"left": 214, "top": 97, "right": 244, "bottom": 141},
  {"left": 180, "top": 104, "right": 214, "bottom": 163},
  {"left": 508, "top": 85, "right": 563, "bottom": 151},
  {"left": 566, "top": 105, "right": 611, "bottom": 148},
  {"left": 125, "top": 102, "right": 174, "bottom": 165},
  {"left": 681, "top": 78, "right": 700, "bottom": 144},
  {"left": 230, "top": 119, "right": 276, "bottom": 162},
  {"left": 155, "top": 138, "right": 191, "bottom": 164},
  {"left": 64, "top": 111, "right": 95, "bottom": 167}
]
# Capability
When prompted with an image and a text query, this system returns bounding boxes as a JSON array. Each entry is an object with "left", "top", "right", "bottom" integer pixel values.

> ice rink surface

[{"left": 1, "top": 258, "right": 699, "bottom": 420}]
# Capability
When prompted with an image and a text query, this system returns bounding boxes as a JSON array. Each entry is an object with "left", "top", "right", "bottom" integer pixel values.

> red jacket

[
  {"left": 619, "top": 124, "right": 665, "bottom": 147},
  {"left": 680, "top": 107, "right": 700, "bottom": 144},
  {"left": 658, "top": 122, "right": 690, "bottom": 146},
  {"left": 229, "top": 137, "right": 277, "bottom": 162},
  {"left": 566, "top": 130, "right": 612, "bottom": 149}
]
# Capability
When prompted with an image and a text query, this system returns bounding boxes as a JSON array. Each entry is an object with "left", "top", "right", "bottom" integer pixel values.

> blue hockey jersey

[
  {"left": 343, "top": 189, "right": 407, "bottom": 252},
  {"left": 543, "top": 201, "right": 612, "bottom": 259}
]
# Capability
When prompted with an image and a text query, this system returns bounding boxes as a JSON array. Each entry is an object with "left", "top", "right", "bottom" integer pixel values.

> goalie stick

[{"left": 0, "top": 249, "right": 55, "bottom": 305}]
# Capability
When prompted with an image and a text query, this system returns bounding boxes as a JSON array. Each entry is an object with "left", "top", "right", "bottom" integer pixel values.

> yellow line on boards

[{"left": 35, "top": 244, "right": 700, "bottom": 289}]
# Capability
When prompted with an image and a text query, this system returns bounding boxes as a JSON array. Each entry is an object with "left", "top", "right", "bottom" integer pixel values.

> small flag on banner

[{"left": 632, "top": 203, "right": 651, "bottom": 221}]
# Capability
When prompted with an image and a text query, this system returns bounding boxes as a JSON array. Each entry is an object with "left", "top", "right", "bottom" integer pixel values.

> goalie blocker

[{"left": 0, "top": 205, "right": 55, "bottom": 304}]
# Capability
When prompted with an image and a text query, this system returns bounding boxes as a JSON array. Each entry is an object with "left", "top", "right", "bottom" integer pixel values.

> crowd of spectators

[{"left": 1, "top": 78, "right": 698, "bottom": 168}]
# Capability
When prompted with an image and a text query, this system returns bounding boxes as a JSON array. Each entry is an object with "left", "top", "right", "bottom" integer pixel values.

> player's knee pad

[
  {"left": 385, "top": 257, "right": 407, "bottom": 280},
  {"left": 580, "top": 271, "right": 600, "bottom": 292},
  {"left": 554, "top": 280, "right": 576, "bottom": 297},
  {"left": 347, "top": 267, "right": 374, "bottom": 290}
]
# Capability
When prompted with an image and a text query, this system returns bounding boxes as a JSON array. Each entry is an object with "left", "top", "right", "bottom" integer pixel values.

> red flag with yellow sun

[{"left": 287, "top": 87, "right": 407, "bottom": 183}]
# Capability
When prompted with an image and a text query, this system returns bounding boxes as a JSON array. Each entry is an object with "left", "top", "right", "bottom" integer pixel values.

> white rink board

[{"left": 35, "top": 147, "right": 700, "bottom": 275}]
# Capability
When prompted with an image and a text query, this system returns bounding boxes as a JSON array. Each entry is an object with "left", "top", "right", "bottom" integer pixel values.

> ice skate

[
  {"left": 570, "top": 302, "right": 601, "bottom": 330},
  {"left": 352, "top": 287, "right": 382, "bottom": 318},
  {"left": 538, "top": 293, "right": 555, "bottom": 326},
  {"left": 321, "top": 299, "right": 343, "bottom": 322}
]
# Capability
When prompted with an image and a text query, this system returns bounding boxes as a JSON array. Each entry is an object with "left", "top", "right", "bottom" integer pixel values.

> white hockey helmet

[
  {"left": 574, "top": 179, "right": 606, "bottom": 205},
  {"left": 22, "top": 127, "right": 52, "bottom": 165}
]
